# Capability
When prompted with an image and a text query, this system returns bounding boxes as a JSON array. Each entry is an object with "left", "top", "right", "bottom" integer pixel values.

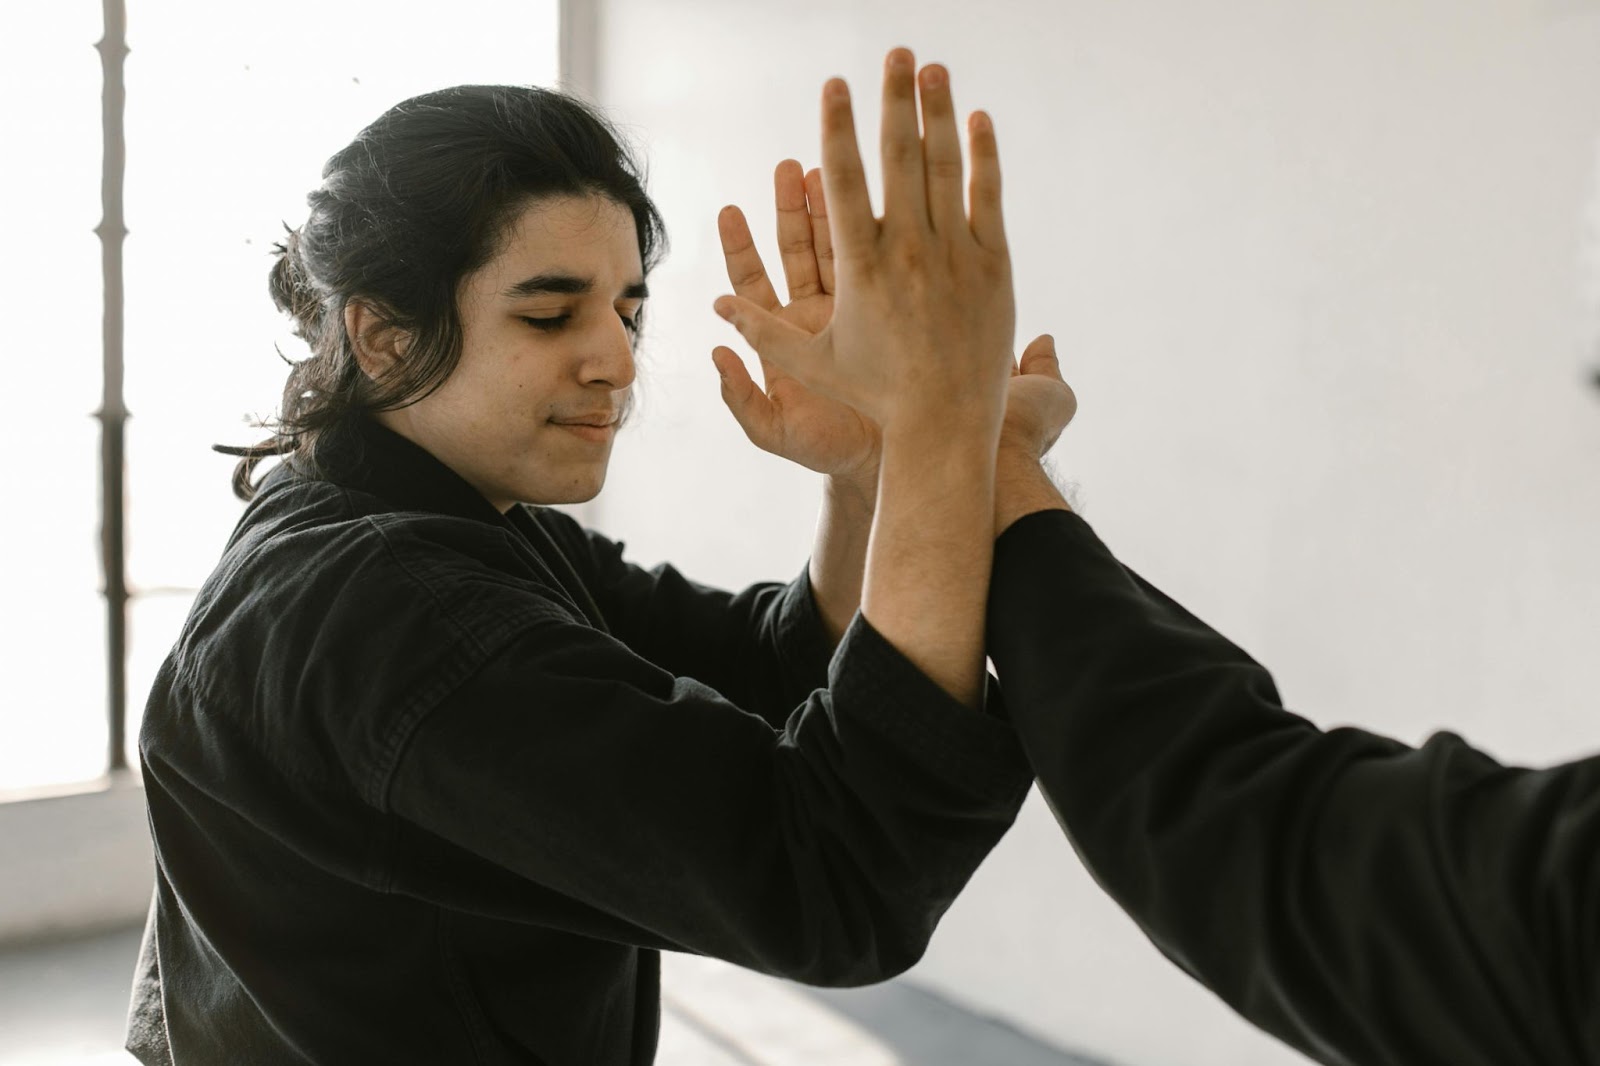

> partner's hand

[
  {"left": 714, "top": 56, "right": 1015, "bottom": 438},
  {"left": 713, "top": 161, "right": 881, "bottom": 486},
  {"left": 1001, "top": 334, "right": 1078, "bottom": 460}
]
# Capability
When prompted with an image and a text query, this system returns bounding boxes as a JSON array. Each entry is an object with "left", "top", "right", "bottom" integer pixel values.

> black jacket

[
  {"left": 127, "top": 416, "right": 1031, "bottom": 1066},
  {"left": 988, "top": 508, "right": 1599, "bottom": 1065}
]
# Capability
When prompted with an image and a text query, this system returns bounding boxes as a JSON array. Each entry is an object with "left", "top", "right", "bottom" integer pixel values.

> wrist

[
  {"left": 994, "top": 447, "right": 1070, "bottom": 537},
  {"left": 825, "top": 467, "right": 878, "bottom": 513}
]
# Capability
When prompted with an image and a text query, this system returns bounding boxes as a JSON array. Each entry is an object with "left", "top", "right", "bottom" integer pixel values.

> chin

[{"left": 519, "top": 468, "right": 608, "bottom": 507}]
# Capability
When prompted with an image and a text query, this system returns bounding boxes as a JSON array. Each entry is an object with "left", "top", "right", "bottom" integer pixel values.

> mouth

[{"left": 550, "top": 418, "right": 617, "bottom": 443}]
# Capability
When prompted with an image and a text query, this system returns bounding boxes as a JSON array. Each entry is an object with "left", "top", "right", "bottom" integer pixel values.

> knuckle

[
  {"left": 887, "top": 239, "right": 927, "bottom": 273},
  {"left": 880, "top": 139, "right": 918, "bottom": 166}
]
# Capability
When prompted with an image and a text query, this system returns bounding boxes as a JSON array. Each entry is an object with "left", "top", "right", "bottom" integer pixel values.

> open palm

[{"left": 713, "top": 160, "right": 882, "bottom": 485}]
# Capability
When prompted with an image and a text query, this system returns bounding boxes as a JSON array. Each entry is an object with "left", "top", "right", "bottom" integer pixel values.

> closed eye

[{"left": 520, "top": 313, "right": 641, "bottom": 335}]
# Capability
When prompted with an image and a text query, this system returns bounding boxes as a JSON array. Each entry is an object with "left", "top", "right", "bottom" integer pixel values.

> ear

[{"left": 344, "top": 300, "right": 411, "bottom": 382}]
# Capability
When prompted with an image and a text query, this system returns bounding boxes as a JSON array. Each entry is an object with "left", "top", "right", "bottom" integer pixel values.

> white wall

[{"left": 588, "top": 2, "right": 1600, "bottom": 1063}]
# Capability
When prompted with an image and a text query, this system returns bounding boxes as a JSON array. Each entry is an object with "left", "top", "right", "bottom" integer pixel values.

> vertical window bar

[{"left": 94, "top": 0, "right": 129, "bottom": 773}]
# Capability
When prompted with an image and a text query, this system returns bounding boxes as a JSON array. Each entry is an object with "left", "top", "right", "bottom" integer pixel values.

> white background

[{"left": 4, "top": 1, "right": 1600, "bottom": 1062}]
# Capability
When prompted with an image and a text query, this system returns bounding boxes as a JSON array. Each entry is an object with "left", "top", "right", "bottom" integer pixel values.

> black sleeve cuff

[
  {"left": 827, "top": 612, "right": 1031, "bottom": 803},
  {"left": 773, "top": 563, "right": 837, "bottom": 693}
]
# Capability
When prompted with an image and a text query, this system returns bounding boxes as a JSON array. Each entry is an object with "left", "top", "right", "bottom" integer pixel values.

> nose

[{"left": 582, "top": 315, "right": 637, "bottom": 392}]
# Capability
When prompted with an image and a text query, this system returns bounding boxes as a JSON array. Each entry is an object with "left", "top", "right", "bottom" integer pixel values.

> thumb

[
  {"left": 712, "top": 346, "right": 782, "bottom": 447},
  {"left": 1018, "top": 333, "right": 1062, "bottom": 379},
  {"left": 713, "top": 294, "right": 814, "bottom": 372}
]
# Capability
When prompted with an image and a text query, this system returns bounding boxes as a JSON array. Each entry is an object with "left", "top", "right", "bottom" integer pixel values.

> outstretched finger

[
  {"left": 717, "top": 205, "right": 782, "bottom": 311},
  {"left": 967, "top": 111, "right": 1007, "bottom": 251},
  {"left": 804, "top": 167, "right": 835, "bottom": 294},
  {"left": 714, "top": 293, "right": 818, "bottom": 381},
  {"left": 712, "top": 346, "right": 783, "bottom": 450},
  {"left": 879, "top": 47, "right": 929, "bottom": 232},
  {"left": 918, "top": 63, "right": 965, "bottom": 234},
  {"left": 774, "top": 160, "right": 823, "bottom": 300},
  {"left": 819, "top": 78, "right": 878, "bottom": 254}
]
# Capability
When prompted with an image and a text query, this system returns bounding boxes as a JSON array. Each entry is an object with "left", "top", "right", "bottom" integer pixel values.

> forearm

[
  {"left": 808, "top": 473, "right": 876, "bottom": 650},
  {"left": 985, "top": 510, "right": 1569, "bottom": 1064},
  {"left": 994, "top": 444, "right": 1071, "bottom": 538},
  {"left": 861, "top": 425, "right": 997, "bottom": 710}
]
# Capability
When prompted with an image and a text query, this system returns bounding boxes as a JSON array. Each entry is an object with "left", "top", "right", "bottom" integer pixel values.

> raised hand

[
  {"left": 713, "top": 161, "right": 881, "bottom": 486},
  {"left": 714, "top": 52, "right": 1015, "bottom": 438}
]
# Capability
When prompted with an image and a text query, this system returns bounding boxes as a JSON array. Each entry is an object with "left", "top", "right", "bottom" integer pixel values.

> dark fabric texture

[
  {"left": 127, "top": 416, "right": 1031, "bottom": 1066},
  {"left": 988, "top": 507, "right": 1600, "bottom": 1066}
]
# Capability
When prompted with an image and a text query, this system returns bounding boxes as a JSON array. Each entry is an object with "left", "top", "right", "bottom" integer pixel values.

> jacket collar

[
  {"left": 265, "top": 416, "right": 510, "bottom": 527},
  {"left": 260, "top": 416, "right": 614, "bottom": 634}
]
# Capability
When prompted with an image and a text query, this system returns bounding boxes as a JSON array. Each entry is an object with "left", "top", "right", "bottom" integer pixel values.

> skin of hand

[
  {"left": 713, "top": 162, "right": 882, "bottom": 493},
  {"left": 715, "top": 163, "right": 1067, "bottom": 493},
  {"left": 713, "top": 49, "right": 1013, "bottom": 709},
  {"left": 1001, "top": 334, "right": 1078, "bottom": 461},
  {"left": 995, "top": 337, "right": 1077, "bottom": 534},
  {"left": 713, "top": 63, "right": 1015, "bottom": 438}
]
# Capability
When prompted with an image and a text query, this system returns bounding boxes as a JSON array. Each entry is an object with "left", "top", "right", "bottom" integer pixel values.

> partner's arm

[{"left": 988, "top": 454, "right": 1599, "bottom": 1065}]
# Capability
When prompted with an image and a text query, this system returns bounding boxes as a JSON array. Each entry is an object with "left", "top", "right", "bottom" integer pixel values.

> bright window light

[{"left": 0, "top": 0, "right": 560, "bottom": 793}]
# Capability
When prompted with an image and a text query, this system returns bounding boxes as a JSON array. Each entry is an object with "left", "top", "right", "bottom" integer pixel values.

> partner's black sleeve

[{"left": 987, "top": 508, "right": 1600, "bottom": 1066}]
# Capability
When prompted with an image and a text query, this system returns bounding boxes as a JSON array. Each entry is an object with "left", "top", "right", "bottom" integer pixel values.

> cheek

[{"left": 448, "top": 333, "right": 556, "bottom": 419}]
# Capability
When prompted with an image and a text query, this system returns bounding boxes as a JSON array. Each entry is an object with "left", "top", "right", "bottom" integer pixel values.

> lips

[{"left": 550, "top": 416, "right": 617, "bottom": 428}]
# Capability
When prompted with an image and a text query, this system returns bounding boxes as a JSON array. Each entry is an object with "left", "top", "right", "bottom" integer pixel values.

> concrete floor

[{"left": 0, "top": 926, "right": 1110, "bottom": 1065}]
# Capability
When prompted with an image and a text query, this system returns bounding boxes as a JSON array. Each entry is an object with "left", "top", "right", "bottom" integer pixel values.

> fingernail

[
  {"left": 714, "top": 297, "right": 735, "bottom": 321},
  {"left": 920, "top": 65, "right": 946, "bottom": 90},
  {"left": 825, "top": 79, "right": 849, "bottom": 101}
]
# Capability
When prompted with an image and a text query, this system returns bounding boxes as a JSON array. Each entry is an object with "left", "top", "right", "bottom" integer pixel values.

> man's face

[{"left": 377, "top": 194, "right": 646, "bottom": 511}]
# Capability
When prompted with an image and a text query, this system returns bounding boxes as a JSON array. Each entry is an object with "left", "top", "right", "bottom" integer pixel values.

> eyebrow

[{"left": 502, "top": 272, "right": 650, "bottom": 301}]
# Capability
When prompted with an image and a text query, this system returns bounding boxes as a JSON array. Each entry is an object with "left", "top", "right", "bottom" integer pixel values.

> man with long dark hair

[{"left": 130, "top": 57, "right": 1062, "bottom": 1065}]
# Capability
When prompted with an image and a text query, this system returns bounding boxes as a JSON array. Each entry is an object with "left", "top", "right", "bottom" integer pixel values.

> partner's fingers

[
  {"left": 879, "top": 47, "right": 929, "bottom": 232},
  {"left": 967, "top": 111, "right": 1006, "bottom": 251},
  {"left": 773, "top": 160, "right": 824, "bottom": 301},
  {"left": 819, "top": 78, "right": 877, "bottom": 253},
  {"left": 717, "top": 205, "right": 782, "bottom": 311},
  {"left": 804, "top": 168, "right": 835, "bottom": 294},
  {"left": 1019, "top": 334, "right": 1061, "bottom": 378},
  {"left": 712, "top": 346, "right": 783, "bottom": 447},
  {"left": 917, "top": 64, "right": 965, "bottom": 233}
]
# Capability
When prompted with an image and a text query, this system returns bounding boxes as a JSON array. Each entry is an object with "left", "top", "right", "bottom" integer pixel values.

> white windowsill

[{"left": 0, "top": 772, "right": 153, "bottom": 948}]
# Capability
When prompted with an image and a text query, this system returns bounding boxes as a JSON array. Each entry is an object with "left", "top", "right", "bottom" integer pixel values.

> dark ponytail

[{"left": 216, "top": 84, "right": 667, "bottom": 500}]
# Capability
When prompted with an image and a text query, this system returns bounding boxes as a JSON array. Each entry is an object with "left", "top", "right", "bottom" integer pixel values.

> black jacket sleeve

[
  {"left": 527, "top": 507, "right": 834, "bottom": 729},
  {"left": 385, "top": 597, "right": 1031, "bottom": 988},
  {"left": 986, "top": 508, "right": 1600, "bottom": 1066}
]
